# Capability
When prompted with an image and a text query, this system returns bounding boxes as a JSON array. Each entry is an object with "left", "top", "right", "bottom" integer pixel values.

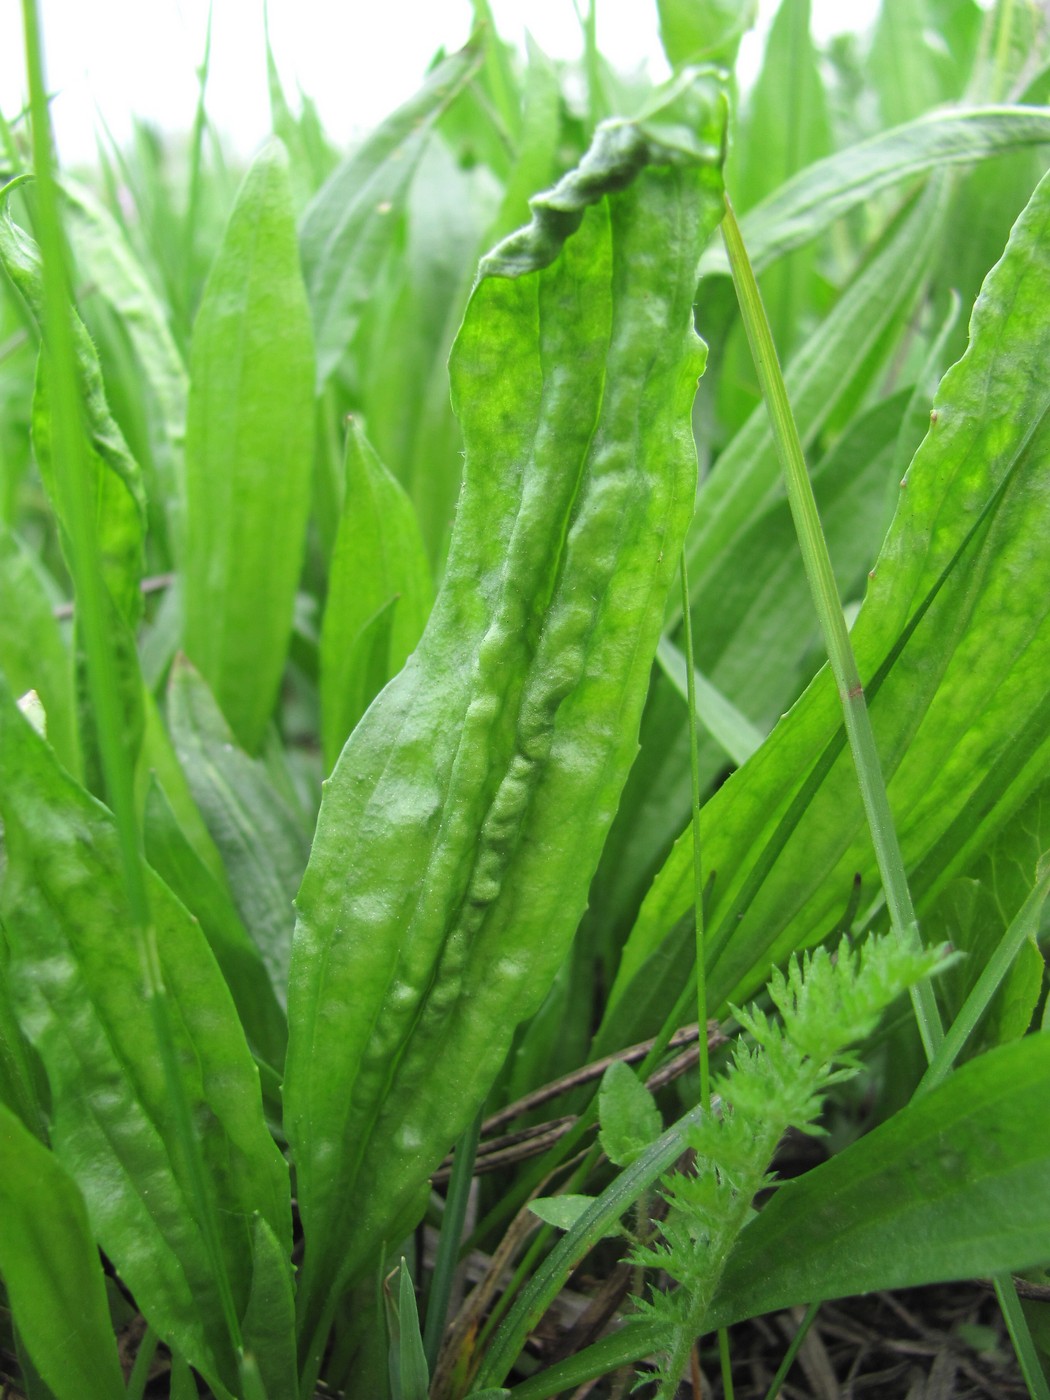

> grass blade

[
  {"left": 719, "top": 192, "right": 944, "bottom": 1058},
  {"left": 699, "top": 104, "right": 1050, "bottom": 278}
]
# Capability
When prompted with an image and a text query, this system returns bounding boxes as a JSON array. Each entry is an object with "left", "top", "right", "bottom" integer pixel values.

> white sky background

[{"left": 0, "top": 1, "right": 882, "bottom": 170}]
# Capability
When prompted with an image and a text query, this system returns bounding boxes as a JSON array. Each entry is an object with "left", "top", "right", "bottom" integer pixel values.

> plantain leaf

[
  {"left": 284, "top": 72, "right": 729, "bottom": 1371},
  {"left": 64, "top": 177, "right": 188, "bottom": 559},
  {"left": 182, "top": 139, "right": 314, "bottom": 754},
  {"left": 612, "top": 165, "right": 1050, "bottom": 1025},
  {"left": 0, "top": 524, "right": 79, "bottom": 776},
  {"left": 0, "top": 677, "right": 291, "bottom": 1396},
  {"left": 167, "top": 655, "right": 308, "bottom": 1006},
  {"left": 241, "top": 1214, "right": 298, "bottom": 1400},
  {"left": 706, "top": 1036, "right": 1050, "bottom": 1326},
  {"left": 0, "top": 1102, "right": 125, "bottom": 1400},
  {"left": 657, "top": 0, "right": 758, "bottom": 68},
  {"left": 301, "top": 41, "right": 482, "bottom": 387},
  {"left": 143, "top": 776, "right": 288, "bottom": 1073},
  {"left": 0, "top": 184, "right": 146, "bottom": 633},
  {"left": 320, "top": 419, "right": 432, "bottom": 771}
]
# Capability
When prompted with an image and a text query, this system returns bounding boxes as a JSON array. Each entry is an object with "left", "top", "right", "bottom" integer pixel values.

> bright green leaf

[
  {"left": 285, "top": 74, "right": 728, "bottom": 1371},
  {"left": 528, "top": 1194, "right": 620, "bottom": 1237},
  {"left": 615, "top": 164, "right": 1050, "bottom": 1022},
  {"left": 599, "top": 1061, "right": 663, "bottom": 1168},
  {"left": 699, "top": 105, "right": 1050, "bottom": 279},
  {"left": 301, "top": 42, "right": 482, "bottom": 386},
  {"left": 241, "top": 1215, "right": 298, "bottom": 1400},
  {"left": 182, "top": 139, "right": 315, "bottom": 754},
  {"left": 0, "top": 677, "right": 291, "bottom": 1396},
  {"left": 320, "top": 419, "right": 433, "bottom": 770}
]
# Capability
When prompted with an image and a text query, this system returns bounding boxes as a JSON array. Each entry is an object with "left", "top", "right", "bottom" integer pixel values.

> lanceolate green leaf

[
  {"left": 320, "top": 418, "right": 433, "bottom": 771},
  {"left": 612, "top": 164, "right": 1050, "bottom": 1021},
  {"left": 657, "top": 0, "right": 758, "bottom": 68},
  {"left": 143, "top": 777, "right": 288, "bottom": 1072},
  {"left": 0, "top": 524, "right": 79, "bottom": 775},
  {"left": 300, "top": 41, "right": 482, "bottom": 386},
  {"left": 360, "top": 136, "right": 500, "bottom": 564},
  {"left": 241, "top": 1215, "right": 298, "bottom": 1400},
  {"left": 655, "top": 635, "right": 763, "bottom": 768},
  {"left": 0, "top": 1102, "right": 125, "bottom": 1400},
  {"left": 0, "top": 184, "right": 147, "bottom": 632},
  {"left": 167, "top": 656, "right": 309, "bottom": 1006},
  {"left": 182, "top": 139, "right": 314, "bottom": 755},
  {"left": 0, "top": 678, "right": 291, "bottom": 1396},
  {"left": 698, "top": 105, "right": 1050, "bottom": 279},
  {"left": 706, "top": 1036, "right": 1050, "bottom": 1326},
  {"left": 869, "top": 0, "right": 946, "bottom": 128},
  {"left": 64, "top": 178, "right": 189, "bottom": 557},
  {"left": 284, "top": 72, "right": 728, "bottom": 1377}
]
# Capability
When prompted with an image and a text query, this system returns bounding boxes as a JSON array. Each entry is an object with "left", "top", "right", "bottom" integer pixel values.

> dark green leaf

[
  {"left": 0, "top": 1103, "right": 124, "bottom": 1400},
  {"left": 707, "top": 1036, "right": 1050, "bottom": 1325}
]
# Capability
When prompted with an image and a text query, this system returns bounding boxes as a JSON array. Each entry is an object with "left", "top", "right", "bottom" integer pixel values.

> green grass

[{"left": 1, "top": 2, "right": 1049, "bottom": 1397}]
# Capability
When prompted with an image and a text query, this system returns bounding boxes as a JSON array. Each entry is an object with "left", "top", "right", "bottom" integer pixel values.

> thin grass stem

[
  {"left": 762, "top": 1301, "right": 821, "bottom": 1400},
  {"left": 719, "top": 192, "right": 944, "bottom": 1063},
  {"left": 994, "top": 1272, "right": 1050, "bottom": 1400},
  {"left": 423, "top": 1107, "right": 483, "bottom": 1373},
  {"left": 125, "top": 1325, "right": 160, "bottom": 1400},
  {"left": 679, "top": 548, "right": 709, "bottom": 1110}
]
